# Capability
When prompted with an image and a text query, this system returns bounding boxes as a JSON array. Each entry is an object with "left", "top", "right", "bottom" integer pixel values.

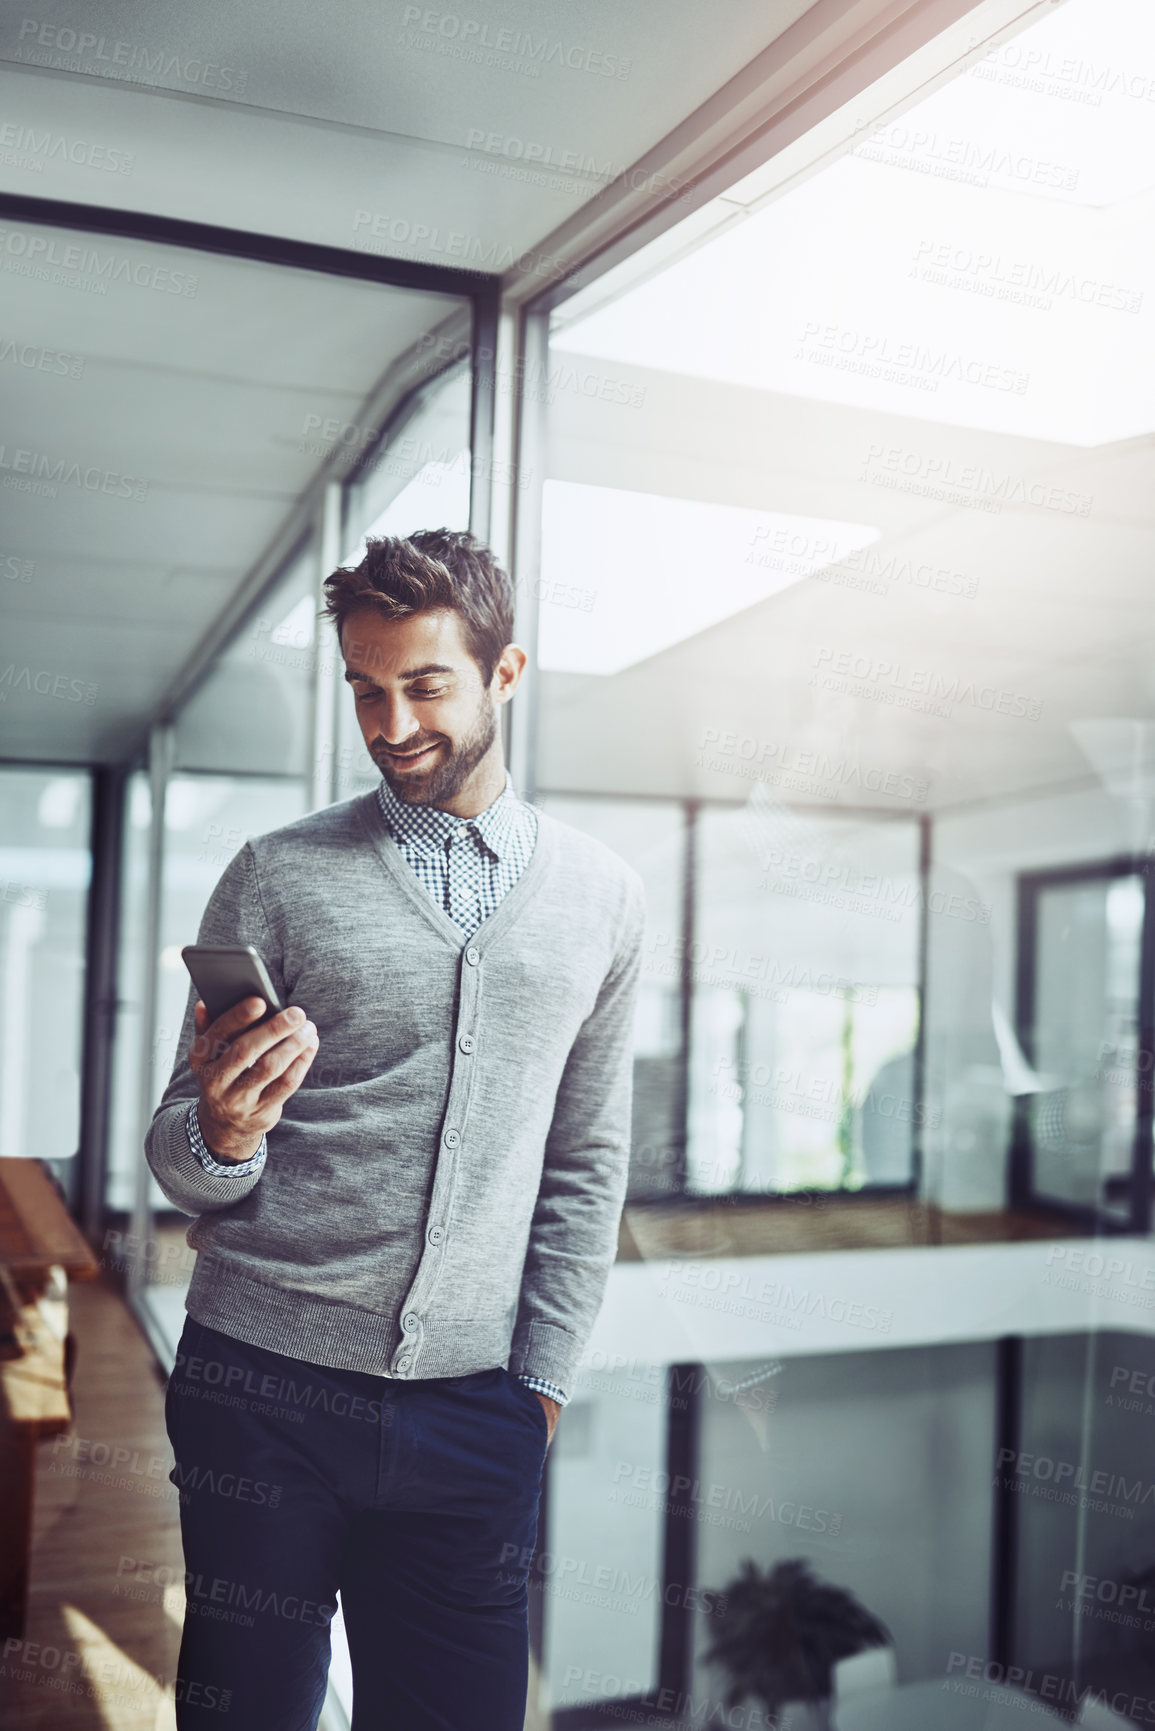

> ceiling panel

[{"left": 0, "top": 218, "right": 469, "bottom": 763}]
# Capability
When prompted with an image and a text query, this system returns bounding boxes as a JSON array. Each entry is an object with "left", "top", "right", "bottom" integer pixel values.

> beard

[{"left": 374, "top": 692, "right": 498, "bottom": 806}]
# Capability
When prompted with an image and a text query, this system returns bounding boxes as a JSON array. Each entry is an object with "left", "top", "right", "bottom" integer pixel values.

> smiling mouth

[{"left": 382, "top": 742, "right": 440, "bottom": 766}]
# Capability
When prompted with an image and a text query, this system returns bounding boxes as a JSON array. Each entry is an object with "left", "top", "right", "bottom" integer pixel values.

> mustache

[{"left": 373, "top": 737, "right": 445, "bottom": 757}]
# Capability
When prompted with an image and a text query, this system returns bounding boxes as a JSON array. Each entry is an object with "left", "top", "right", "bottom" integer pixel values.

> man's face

[{"left": 340, "top": 606, "right": 506, "bottom": 807}]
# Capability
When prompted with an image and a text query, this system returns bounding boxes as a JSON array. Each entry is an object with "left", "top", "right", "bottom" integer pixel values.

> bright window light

[
  {"left": 343, "top": 456, "right": 471, "bottom": 564},
  {"left": 538, "top": 482, "right": 878, "bottom": 675},
  {"left": 270, "top": 593, "right": 316, "bottom": 649},
  {"left": 560, "top": 0, "right": 1154, "bottom": 446}
]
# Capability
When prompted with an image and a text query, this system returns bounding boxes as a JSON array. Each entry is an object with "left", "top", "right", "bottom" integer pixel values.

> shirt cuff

[
  {"left": 519, "top": 1374, "right": 567, "bottom": 1406},
  {"left": 186, "top": 1100, "right": 268, "bottom": 1177}
]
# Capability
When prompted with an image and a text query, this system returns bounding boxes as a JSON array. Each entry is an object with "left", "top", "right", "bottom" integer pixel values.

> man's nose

[{"left": 378, "top": 693, "right": 421, "bottom": 743}]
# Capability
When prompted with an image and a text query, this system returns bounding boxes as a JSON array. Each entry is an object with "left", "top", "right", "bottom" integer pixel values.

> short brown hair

[{"left": 321, "top": 529, "right": 514, "bottom": 685}]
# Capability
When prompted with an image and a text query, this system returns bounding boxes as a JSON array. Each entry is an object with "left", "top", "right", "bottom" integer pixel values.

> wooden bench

[{"left": 0, "top": 1159, "right": 98, "bottom": 1639}]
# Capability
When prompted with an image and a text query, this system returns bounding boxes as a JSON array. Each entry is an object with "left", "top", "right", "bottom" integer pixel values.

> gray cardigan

[{"left": 144, "top": 789, "right": 646, "bottom": 1399}]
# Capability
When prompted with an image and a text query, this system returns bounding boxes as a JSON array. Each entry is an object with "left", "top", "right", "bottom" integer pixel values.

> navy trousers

[{"left": 164, "top": 1315, "right": 549, "bottom": 1730}]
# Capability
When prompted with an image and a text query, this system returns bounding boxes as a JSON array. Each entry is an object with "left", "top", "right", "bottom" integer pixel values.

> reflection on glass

[
  {"left": 1028, "top": 874, "right": 1144, "bottom": 1225},
  {"left": 692, "top": 803, "right": 920, "bottom": 1196},
  {"left": 530, "top": 0, "right": 1155, "bottom": 1717},
  {"left": 174, "top": 538, "right": 318, "bottom": 778}
]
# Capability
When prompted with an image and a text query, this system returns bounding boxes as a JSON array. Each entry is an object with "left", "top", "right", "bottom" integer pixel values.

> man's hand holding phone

[{"left": 189, "top": 997, "right": 319, "bottom": 1164}]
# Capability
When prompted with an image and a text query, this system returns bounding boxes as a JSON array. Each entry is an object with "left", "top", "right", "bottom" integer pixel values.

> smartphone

[{"left": 181, "top": 944, "right": 286, "bottom": 1027}]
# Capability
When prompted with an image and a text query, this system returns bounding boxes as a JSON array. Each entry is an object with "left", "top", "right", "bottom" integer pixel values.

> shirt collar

[{"left": 376, "top": 768, "right": 521, "bottom": 861}]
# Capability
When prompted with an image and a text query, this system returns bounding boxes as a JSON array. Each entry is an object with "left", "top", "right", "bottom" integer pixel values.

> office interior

[{"left": 2, "top": 0, "right": 1155, "bottom": 1725}]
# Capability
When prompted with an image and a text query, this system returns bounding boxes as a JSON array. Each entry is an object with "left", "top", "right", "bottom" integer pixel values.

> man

[{"left": 145, "top": 529, "right": 646, "bottom": 1730}]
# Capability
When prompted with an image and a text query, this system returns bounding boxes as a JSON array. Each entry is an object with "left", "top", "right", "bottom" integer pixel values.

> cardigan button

[
  {"left": 465, "top": 946, "right": 480, "bottom": 965},
  {"left": 443, "top": 1128, "right": 461, "bottom": 1148},
  {"left": 459, "top": 1034, "right": 475, "bottom": 1054}
]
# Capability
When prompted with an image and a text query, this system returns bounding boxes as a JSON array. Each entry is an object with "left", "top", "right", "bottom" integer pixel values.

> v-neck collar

[{"left": 354, "top": 788, "right": 554, "bottom": 952}]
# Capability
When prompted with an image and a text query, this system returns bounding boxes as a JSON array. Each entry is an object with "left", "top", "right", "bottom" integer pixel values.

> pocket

[{"left": 505, "top": 1370, "right": 550, "bottom": 1440}]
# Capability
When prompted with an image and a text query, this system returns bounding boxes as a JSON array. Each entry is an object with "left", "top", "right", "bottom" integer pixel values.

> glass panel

[
  {"left": 694, "top": 1344, "right": 997, "bottom": 1695},
  {"left": 692, "top": 805, "right": 921, "bottom": 1196},
  {"left": 174, "top": 537, "right": 317, "bottom": 777},
  {"left": 0, "top": 768, "right": 91, "bottom": 1203},
  {"left": 1028, "top": 874, "right": 1144, "bottom": 1225},
  {"left": 537, "top": 796, "right": 685, "bottom": 1201},
  {"left": 530, "top": 0, "right": 1155, "bottom": 1716},
  {"left": 106, "top": 769, "right": 151, "bottom": 1215}
]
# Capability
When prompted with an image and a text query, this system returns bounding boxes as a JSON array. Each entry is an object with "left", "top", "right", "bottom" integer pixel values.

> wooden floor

[{"left": 0, "top": 1275, "right": 185, "bottom": 1730}]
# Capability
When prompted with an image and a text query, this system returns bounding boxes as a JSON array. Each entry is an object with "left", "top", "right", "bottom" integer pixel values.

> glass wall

[
  {"left": 524, "top": 0, "right": 1155, "bottom": 1721},
  {"left": 0, "top": 767, "right": 91, "bottom": 1205}
]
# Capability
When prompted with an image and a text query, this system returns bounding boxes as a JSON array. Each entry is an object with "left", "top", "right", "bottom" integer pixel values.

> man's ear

[{"left": 493, "top": 643, "right": 528, "bottom": 703}]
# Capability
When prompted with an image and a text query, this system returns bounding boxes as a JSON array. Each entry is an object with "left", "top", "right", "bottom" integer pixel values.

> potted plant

[{"left": 702, "top": 1557, "right": 891, "bottom": 1729}]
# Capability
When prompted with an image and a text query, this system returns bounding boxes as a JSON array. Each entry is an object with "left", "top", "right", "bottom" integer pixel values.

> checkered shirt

[{"left": 186, "top": 771, "right": 564, "bottom": 1407}]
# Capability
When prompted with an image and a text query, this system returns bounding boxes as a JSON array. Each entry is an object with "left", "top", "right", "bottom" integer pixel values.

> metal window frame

[{"left": 1012, "top": 855, "right": 1155, "bottom": 1237}]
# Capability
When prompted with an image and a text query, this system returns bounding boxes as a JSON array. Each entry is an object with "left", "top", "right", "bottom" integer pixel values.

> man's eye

[
  {"left": 354, "top": 689, "right": 377, "bottom": 702},
  {"left": 412, "top": 687, "right": 444, "bottom": 698}
]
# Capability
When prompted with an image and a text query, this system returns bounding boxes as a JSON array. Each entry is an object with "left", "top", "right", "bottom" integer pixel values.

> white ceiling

[
  {"left": 0, "top": 0, "right": 819, "bottom": 764},
  {"left": 0, "top": 234, "right": 464, "bottom": 760},
  {"left": 533, "top": 0, "right": 1155, "bottom": 818},
  {"left": 0, "top": 0, "right": 815, "bottom": 262},
  {"left": 536, "top": 351, "right": 1155, "bottom": 817}
]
